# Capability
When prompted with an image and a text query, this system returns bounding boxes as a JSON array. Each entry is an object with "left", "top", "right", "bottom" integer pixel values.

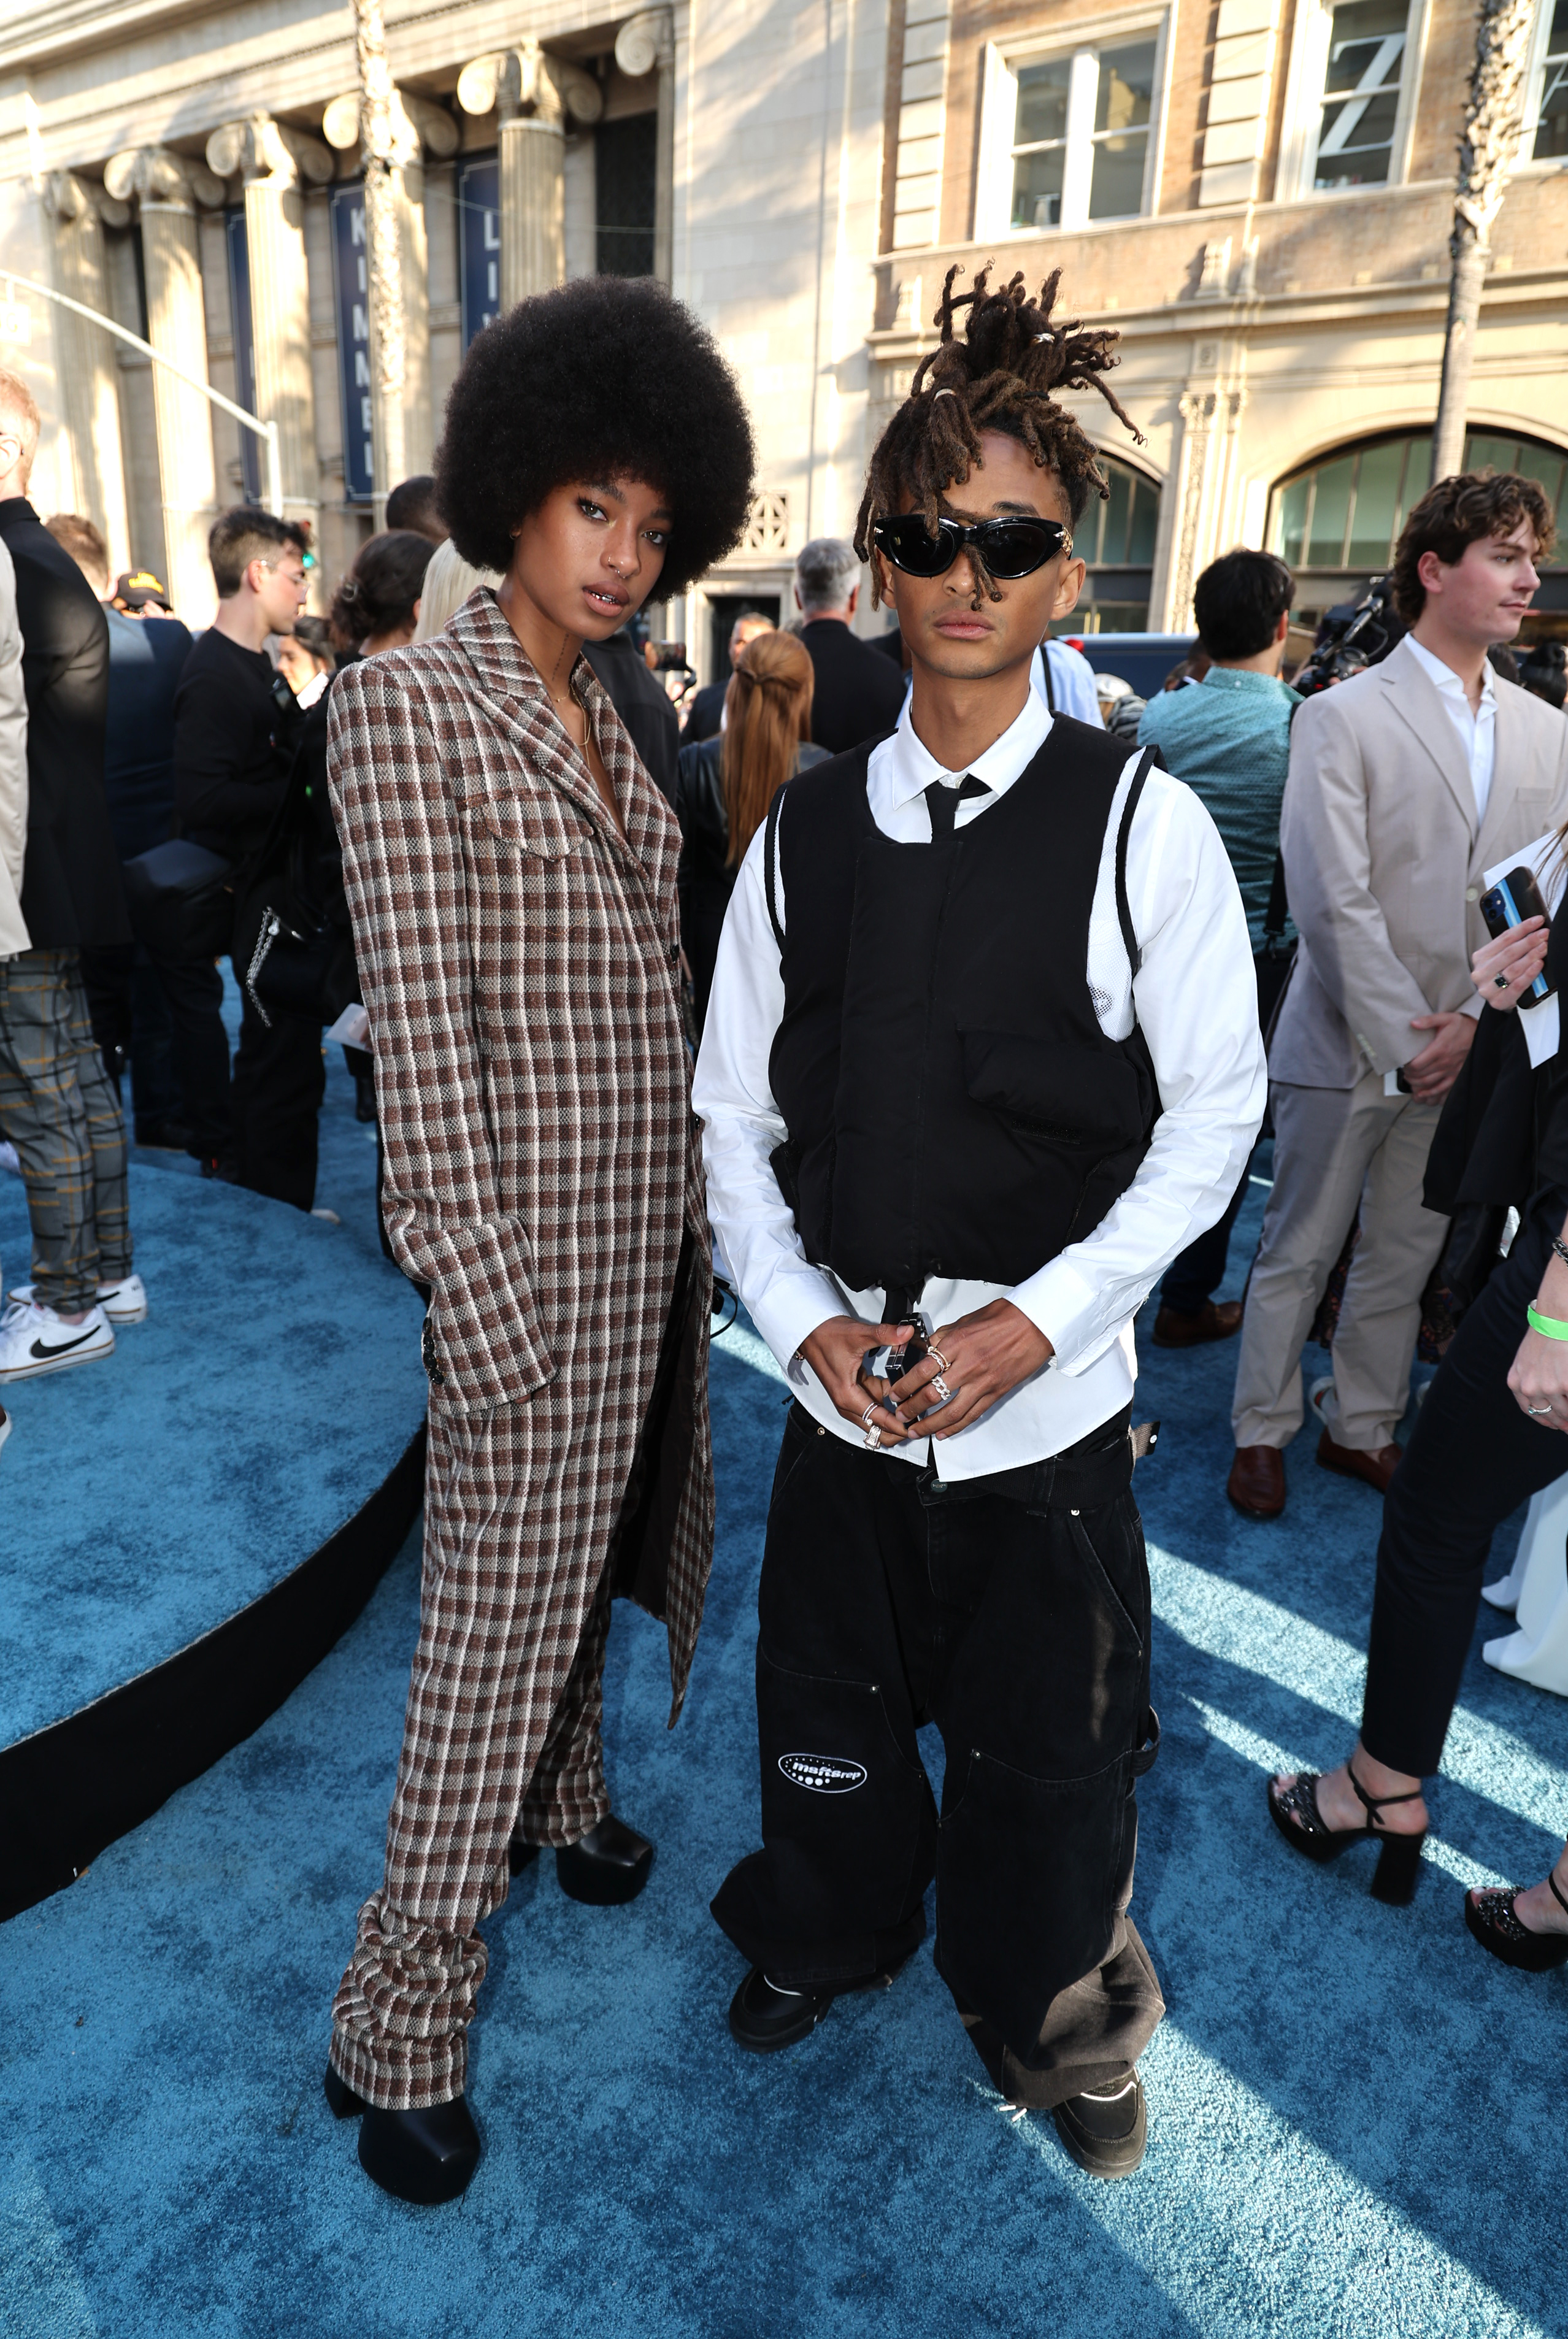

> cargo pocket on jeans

[
  {"left": 757, "top": 1652, "right": 936, "bottom": 1939},
  {"left": 935, "top": 1746, "right": 1131, "bottom": 2057}
]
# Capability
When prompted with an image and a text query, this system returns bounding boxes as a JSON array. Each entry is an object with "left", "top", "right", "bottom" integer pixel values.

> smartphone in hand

[{"left": 1479, "top": 867, "right": 1555, "bottom": 1008}]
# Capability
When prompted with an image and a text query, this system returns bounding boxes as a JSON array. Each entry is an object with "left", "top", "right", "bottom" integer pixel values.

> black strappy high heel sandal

[
  {"left": 1266, "top": 1762, "right": 1427, "bottom": 1905},
  {"left": 1464, "top": 1870, "right": 1568, "bottom": 1972}
]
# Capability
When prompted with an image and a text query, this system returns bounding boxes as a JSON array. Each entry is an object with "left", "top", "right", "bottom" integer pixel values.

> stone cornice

[{"left": 0, "top": 0, "right": 602, "bottom": 78}]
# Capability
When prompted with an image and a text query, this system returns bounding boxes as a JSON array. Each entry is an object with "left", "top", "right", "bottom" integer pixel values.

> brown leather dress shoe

[
  {"left": 1316, "top": 1429, "right": 1401, "bottom": 1494},
  {"left": 1151, "top": 1299, "right": 1243, "bottom": 1348},
  {"left": 1228, "top": 1444, "right": 1286, "bottom": 1518}
]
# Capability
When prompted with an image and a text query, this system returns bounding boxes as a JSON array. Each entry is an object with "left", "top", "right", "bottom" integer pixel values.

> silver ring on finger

[
  {"left": 861, "top": 1402, "right": 878, "bottom": 1427},
  {"left": 928, "top": 1346, "right": 951, "bottom": 1374},
  {"left": 1495, "top": 974, "right": 1512, "bottom": 991},
  {"left": 863, "top": 1423, "right": 883, "bottom": 1448},
  {"left": 930, "top": 1373, "right": 951, "bottom": 1402},
  {"left": 1527, "top": 1402, "right": 1554, "bottom": 1416}
]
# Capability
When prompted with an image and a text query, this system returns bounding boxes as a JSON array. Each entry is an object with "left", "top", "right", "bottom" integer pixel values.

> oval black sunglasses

[{"left": 872, "top": 513, "right": 1074, "bottom": 580}]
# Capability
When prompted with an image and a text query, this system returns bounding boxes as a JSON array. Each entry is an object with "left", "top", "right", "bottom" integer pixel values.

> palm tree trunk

[
  {"left": 1430, "top": 0, "right": 1535, "bottom": 484},
  {"left": 351, "top": 0, "right": 405, "bottom": 528}
]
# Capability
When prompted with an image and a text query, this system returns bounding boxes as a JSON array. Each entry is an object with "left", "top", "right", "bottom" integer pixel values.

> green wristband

[{"left": 1527, "top": 1304, "right": 1568, "bottom": 1341}]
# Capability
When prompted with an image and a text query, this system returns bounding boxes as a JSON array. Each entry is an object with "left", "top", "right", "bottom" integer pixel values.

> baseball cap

[{"left": 113, "top": 570, "right": 174, "bottom": 612}]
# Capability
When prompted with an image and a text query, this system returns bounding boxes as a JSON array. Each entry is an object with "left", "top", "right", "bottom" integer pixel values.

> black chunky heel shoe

[
  {"left": 323, "top": 2064, "right": 482, "bottom": 2203},
  {"left": 1267, "top": 1762, "right": 1427, "bottom": 1904},
  {"left": 1464, "top": 1870, "right": 1568, "bottom": 1971}
]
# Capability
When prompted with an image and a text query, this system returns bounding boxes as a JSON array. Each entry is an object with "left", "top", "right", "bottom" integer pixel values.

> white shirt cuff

[
  {"left": 1009, "top": 1256, "right": 1106, "bottom": 1377},
  {"left": 746, "top": 1266, "right": 848, "bottom": 1376}
]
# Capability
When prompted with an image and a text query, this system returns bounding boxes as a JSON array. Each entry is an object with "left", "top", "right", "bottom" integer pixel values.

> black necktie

[{"left": 924, "top": 775, "right": 991, "bottom": 837}]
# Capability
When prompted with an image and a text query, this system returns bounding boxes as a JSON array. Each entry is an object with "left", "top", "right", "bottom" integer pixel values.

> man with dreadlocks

[{"left": 694, "top": 270, "right": 1265, "bottom": 2178}]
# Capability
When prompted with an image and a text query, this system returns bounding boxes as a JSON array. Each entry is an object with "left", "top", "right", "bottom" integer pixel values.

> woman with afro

[
  {"left": 696, "top": 267, "right": 1264, "bottom": 2180},
  {"left": 321, "top": 276, "right": 753, "bottom": 2203}
]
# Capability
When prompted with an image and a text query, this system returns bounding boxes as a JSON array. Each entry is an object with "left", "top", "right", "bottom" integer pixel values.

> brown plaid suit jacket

[{"left": 326, "top": 590, "right": 714, "bottom": 1720}]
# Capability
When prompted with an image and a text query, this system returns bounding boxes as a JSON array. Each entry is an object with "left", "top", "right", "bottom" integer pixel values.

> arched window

[
  {"left": 1053, "top": 453, "right": 1161, "bottom": 633},
  {"left": 1267, "top": 428, "right": 1567, "bottom": 626}
]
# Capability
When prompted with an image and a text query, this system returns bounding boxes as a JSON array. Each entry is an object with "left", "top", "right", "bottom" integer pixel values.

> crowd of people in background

[{"left": 5, "top": 248, "right": 1568, "bottom": 2211}]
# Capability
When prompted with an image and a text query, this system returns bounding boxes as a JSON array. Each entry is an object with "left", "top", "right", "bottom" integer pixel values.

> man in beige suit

[{"left": 1229, "top": 470, "right": 1568, "bottom": 1519}]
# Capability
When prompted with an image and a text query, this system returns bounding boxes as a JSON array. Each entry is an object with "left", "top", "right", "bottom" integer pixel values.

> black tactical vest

[{"left": 766, "top": 718, "right": 1160, "bottom": 1298}]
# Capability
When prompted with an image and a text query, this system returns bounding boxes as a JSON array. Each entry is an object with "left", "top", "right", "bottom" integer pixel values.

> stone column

[
  {"left": 102, "top": 145, "right": 226, "bottom": 618},
  {"left": 40, "top": 172, "right": 132, "bottom": 572},
  {"left": 459, "top": 48, "right": 602, "bottom": 311},
  {"left": 615, "top": 9, "right": 675, "bottom": 284},
  {"left": 205, "top": 116, "right": 333, "bottom": 536}
]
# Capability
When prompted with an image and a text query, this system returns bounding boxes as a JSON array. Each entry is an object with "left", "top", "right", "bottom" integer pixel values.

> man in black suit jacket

[
  {"left": 0, "top": 369, "right": 138, "bottom": 1379},
  {"left": 583, "top": 625, "right": 679, "bottom": 803},
  {"left": 680, "top": 608, "right": 775, "bottom": 745},
  {"left": 47, "top": 512, "right": 192, "bottom": 1146},
  {"left": 795, "top": 537, "right": 907, "bottom": 755}
]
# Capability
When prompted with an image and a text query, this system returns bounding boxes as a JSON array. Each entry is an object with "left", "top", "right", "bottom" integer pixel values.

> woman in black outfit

[
  {"left": 673, "top": 626, "right": 826, "bottom": 1031},
  {"left": 1268, "top": 881, "right": 1568, "bottom": 1967}
]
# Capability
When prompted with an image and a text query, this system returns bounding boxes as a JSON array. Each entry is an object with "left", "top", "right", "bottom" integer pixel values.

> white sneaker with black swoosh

[
  {"left": 0, "top": 1300, "right": 115, "bottom": 1380},
  {"left": 7, "top": 1272, "right": 147, "bottom": 1324}
]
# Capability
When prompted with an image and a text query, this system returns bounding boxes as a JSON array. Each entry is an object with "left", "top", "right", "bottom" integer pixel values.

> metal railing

[{"left": 2, "top": 271, "right": 282, "bottom": 516}]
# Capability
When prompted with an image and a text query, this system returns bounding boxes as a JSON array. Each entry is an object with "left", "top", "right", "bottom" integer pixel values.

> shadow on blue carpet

[{"left": 1, "top": 1172, "right": 1564, "bottom": 2338}]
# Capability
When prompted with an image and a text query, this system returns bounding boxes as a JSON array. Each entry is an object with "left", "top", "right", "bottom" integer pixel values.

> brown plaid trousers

[{"left": 325, "top": 593, "right": 715, "bottom": 2108}]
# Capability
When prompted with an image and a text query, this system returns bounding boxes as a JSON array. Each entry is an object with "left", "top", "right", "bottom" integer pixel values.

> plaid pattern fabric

[
  {"left": 0, "top": 946, "right": 131, "bottom": 1311},
  {"left": 325, "top": 593, "right": 714, "bottom": 2108}
]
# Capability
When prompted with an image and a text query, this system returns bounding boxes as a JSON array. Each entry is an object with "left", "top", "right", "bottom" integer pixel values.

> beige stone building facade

[{"left": 1, "top": 0, "right": 1564, "bottom": 674}]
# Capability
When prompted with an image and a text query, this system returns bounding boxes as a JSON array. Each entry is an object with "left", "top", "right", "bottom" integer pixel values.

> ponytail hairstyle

[
  {"left": 721, "top": 628, "right": 816, "bottom": 867},
  {"left": 328, "top": 528, "right": 436, "bottom": 651},
  {"left": 854, "top": 264, "right": 1143, "bottom": 608}
]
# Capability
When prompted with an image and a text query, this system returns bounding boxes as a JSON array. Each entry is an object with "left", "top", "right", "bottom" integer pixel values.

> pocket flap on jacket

[
  {"left": 959, "top": 1027, "right": 1146, "bottom": 1146},
  {"left": 475, "top": 784, "right": 585, "bottom": 863}
]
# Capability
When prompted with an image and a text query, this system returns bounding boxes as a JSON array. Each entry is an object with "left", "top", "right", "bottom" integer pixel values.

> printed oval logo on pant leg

[{"left": 778, "top": 1754, "right": 868, "bottom": 1793}]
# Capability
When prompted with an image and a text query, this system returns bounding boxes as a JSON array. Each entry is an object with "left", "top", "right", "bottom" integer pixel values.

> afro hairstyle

[
  {"left": 854, "top": 265, "right": 1143, "bottom": 607},
  {"left": 436, "top": 275, "right": 755, "bottom": 602}
]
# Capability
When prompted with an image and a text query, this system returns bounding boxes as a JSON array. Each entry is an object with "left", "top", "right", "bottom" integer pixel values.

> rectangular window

[
  {"left": 1529, "top": 0, "right": 1568, "bottom": 159},
  {"left": 1006, "top": 36, "right": 1159, "bottom": 233},
  {"left": 1312, "top": 0, "right": 1410, "bottom": 190},
  {"left": 596, "top": 114, "right": 656, "bottom": 277},
  {"left": 223, "top": 208, "right": 261, "bottom": 504}
]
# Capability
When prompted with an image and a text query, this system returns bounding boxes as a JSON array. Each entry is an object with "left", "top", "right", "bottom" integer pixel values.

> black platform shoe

[
  {"left": 323, "top": 2065, "right": 480, "bottom": 2205},
  {"left": 1464, "top": 1870, "right": 1568, "bottom": 1971},
  {"left": 1267, "top": 1762, "right": 1426, "bottom": 1905},
  {"left": 556, "top": 1815, "right": 654, "bottom": 1905},
  {"left": 728, "top": 1967, "right": 840, "bottom": 2053},
  {"left": 727, "top": 1956, "right": 909, "bottom": 2054},
  {"left": 1053, "top": 2073, "right": 1148, "bottom": 2180}
]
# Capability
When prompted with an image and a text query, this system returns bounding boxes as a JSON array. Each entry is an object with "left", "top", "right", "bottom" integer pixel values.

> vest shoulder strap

[
  {"left": 1115, "top": 745, "right": 1163, "bottom": 980},
  {"left": 764, "top": 782, "right": 786, "bottom": 951}
]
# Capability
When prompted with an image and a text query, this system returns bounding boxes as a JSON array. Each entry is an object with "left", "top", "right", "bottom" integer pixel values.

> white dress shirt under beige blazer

[{"left": 1271, "top": 633, "right": 1568, "bottom": 1090}]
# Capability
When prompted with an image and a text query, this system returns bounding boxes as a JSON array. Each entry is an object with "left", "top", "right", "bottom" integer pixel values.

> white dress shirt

[
  {"left": 693, "top": 687, "right": 1267, "bottom": 1479},
  {"left": 1404, "top": 633, "right": 1496, "bottom": 826},
  {"left": 1030, "top": 639, "right": 1104, "bottom": 725}
]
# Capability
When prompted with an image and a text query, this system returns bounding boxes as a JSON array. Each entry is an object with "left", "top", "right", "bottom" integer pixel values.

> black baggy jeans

[
  {"left": 1362, "top": 1197, "right": 1568, "bottom": 1776},
  {"left": 712, "top": 1403, "right": 1165, "bottom": 2109}
]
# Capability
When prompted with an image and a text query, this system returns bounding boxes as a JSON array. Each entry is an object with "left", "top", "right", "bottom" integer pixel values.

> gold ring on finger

[{"left": 928, "top": 1346, "right": 950, "bottom": 1373}]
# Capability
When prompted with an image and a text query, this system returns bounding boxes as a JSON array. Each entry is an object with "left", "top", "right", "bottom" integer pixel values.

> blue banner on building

[
  {"left": 330, "top": 184, "right": 373, "bottom": 504},
  {"left": 459, "top": 156, "right": 501, "bottom": 349},
  {"left": 223, "top": 208, "right": 262, "bottom": 502}
]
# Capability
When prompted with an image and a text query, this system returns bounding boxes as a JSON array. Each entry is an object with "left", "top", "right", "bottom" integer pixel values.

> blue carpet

[
  {"left": 0, "top": 1024, "right": 425, "bottom": 1743},
  {"left": 2, "top": 1172, "right": 1565, "bottom": 2337}
]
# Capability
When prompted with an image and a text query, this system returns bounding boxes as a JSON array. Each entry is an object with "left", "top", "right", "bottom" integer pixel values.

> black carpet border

[{"left": 0, "top": 1425, "right": 425, "bottom": 1924}]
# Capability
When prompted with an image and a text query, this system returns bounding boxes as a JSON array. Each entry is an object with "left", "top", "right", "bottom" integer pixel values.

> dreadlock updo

[{"left": 854, "top": 266, "right": 1143, "bottom": 608}]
